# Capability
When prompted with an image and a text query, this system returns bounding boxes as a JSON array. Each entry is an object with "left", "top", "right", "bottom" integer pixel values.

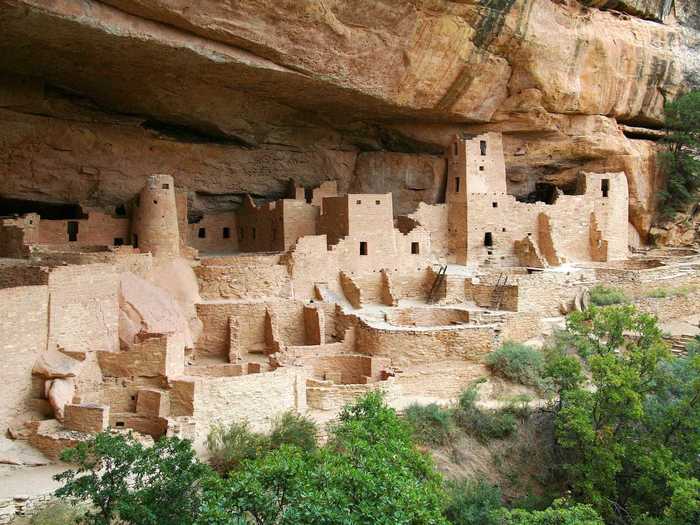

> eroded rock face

[{"left": 0, "top": 0, "right": 698, "bottom": 239}]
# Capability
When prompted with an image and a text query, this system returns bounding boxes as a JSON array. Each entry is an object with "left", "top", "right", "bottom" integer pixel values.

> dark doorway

[
  {"left": 484, "top": 232, "right": 493, "bottom": 247},
  {"left": 480, "top": 140, "right": 487, "bottom": 156},
  {"left": 360, "top": 241, "right": 368, "bottom": 256},
  {"left": 198, "top": 228, "right": 206, "bottom": 239},
  {"left": 114, "top": 238, "right": 124, "bottom": 246},
  {"left": 411, "top": 242, "right": 420, "bottom": 255},
  {"left": 223, "top": 227, "right": 231, "bottom": 239},
  {"left": 133, "top": 234, "right": 138, "bottom": 248},
  {"left": 601, "top": 179, "right": 610, "bottom": 198},
  {"left": 67, "top": 221, "right": 79, "bottom": 242},
  {"left": 455, "top": 177, "right": 461, "bottom": 193}
]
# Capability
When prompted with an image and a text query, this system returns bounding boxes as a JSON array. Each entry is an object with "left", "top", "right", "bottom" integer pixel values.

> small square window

[
  {"left": 162, "top": 183, "right": 169, "bottom": 189},
  {"left": 356, "top": 200, "right": 362, "bottom": 205},
  {"left": 479, "top": 166, "right": 485, "bottom": 171},
  {"left": 223, "top": 227, "right": 230, "bottom": 239},
  {"left": 115, "top": 421, "right": 125, "bottom": 427},
  {"left": 114, "top": 238, "right": 124, "bottom": 246},
  {"left": 198, "top": 228, "right": 206, "bottom": 239},
  {"left": 411, "top": 242, "right": 420, "bottom": 255},
  {"left": 502, "top": 228, "right": 506, "bottom": 232},
  {"left": 375, "top": 200, "right": 381, "bottom": 205},
  {"left": 492, "top": 202, "right": 498, "bottom": 208}
]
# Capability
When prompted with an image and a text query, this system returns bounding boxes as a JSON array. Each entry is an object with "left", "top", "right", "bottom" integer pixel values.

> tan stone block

[
  {"left": 64, "top": 403, "right": 109, "bottom": 433},
  {"left": 136, "top": 389, "right": 169, "bottom": 417}
]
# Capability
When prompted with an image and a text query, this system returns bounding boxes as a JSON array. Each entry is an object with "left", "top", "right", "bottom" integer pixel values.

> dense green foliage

[
  {"left": 201, "top": 391, "right": 449, "bottom": 524},
  {"left": 55, "top": 433, "right": 211, "bottom": 525},
  {"left": 404, "top": 402, "right": 455, "bottom": 446},
  {"left": 588, "top": 284, "right": 628, "bottom": 306},
  {"left": 269, "top": 410, "right": 318, "bottom": 452},
  {"left": 207, "top": 410, "right": 318, "bottom": 474},
  {"left": 454, "top": 386, "right": 517, "bottom": 443},
  {"left": 486, "top": 341, "right": 545, "bottom": 387},
  {"left": 659, "top": 90, "right": 700, "bottom": 215},
  {"left": 545, "top": 306, "right": 700, "bottom": 524},
  {"left": 496, "top": 500, "right": 604, "bottom": 525},
  {"left": 444, "top": 479, "right": 502, "bottom": 525}
]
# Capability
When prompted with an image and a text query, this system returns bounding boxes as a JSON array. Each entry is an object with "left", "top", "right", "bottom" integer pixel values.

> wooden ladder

[
  {"left": 491, "top": 273, "right": 508, "bottom": 310},
  {"left": 427, "top": 265, "right": 447, "bottom": 304}
]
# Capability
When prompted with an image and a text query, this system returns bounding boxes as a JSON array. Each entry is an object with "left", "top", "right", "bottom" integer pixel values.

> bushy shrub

[
  {"left": 454, "top": 387, "right": 517, "bottom": 443},
  {"left": 644, "top": 285, "right": 697, "bottom": 299},
  {"left": 486, "top": 342, "right": 544, "bottom": 387},
  {"left": 444, "top": 479, "right": 503, "bottom": 525},
  {"left": 588, "top": 284, "right": 627, "bottom": 306},
  {"left": 207, "top": 421, "right": 270, "bottom": 474},
  {"left": 496, "top": 499, "right": 604, "bottom": 524},
  {"left": 269, "top": 410, "right": 318, "bottom": 452},
  {"left": 30, "top": 503, "right": 84, "bottom": 525},
  {"left": 403, "top": 402, "right": 455, "bottom": 446}
]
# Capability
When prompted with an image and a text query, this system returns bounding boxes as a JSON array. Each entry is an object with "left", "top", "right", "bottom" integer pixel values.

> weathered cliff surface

[{"left": 0, "top": 0, "right": 698, "bottom": 239}]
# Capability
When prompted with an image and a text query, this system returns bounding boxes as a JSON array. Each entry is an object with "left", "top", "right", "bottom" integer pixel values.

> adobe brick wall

[
  {"left": 0, "top": 285, "right": 49, "bottom": 432},
  {"left": 189, "top": 212, "right": 238, "bottom": 253},
  {"left": 385, "top": 307, "right": 470, "bottom": 327},
  {"left": 196, "top": 299, "right": 307, "bottom": 358},
  {"left": 355, "top": 320, "right": 494, "bottom": 367},
  {"left": 37, "top": 212, "right": 129, "bottom": 246},
  {"left": 0, "top": 264, "right": 49, "bottom": 289},
  {"left": 47, "top": 264, "right": 119, "bottom": 354},
  {"left": 64, "top": 403, "right": 109, "bottom": 433},
  {"left": 170, "top": 367, "right": 309, "bottom": 453},
  {"left": 98, "top": 335, "right": 184, "bottom": 378},
  {"left": 195, "top": 255, "right": 292, "bottom": 300},
  {"left": 307, "top": 377, "right": 400, "bottom": 411}
]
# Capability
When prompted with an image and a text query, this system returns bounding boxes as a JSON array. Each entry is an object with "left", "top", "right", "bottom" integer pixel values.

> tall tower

[{"left": 132, "top": 174, "right": 180, "bottom": 257}]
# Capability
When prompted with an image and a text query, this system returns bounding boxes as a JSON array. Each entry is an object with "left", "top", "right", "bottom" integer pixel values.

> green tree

[
  {"left": 201, "top": 392, "right": 448, "bottom": 525},
  {"left": 497, "top": 499, "right": 604, "bottom": 525},
  {"left": 546, "top": 305, "right": 700, "bottom": 524},
  {"left": 659, "top": 90, "right": 700, "bottom": 215},
  {"left": 55, "top": 432, "right": 211, "bottom": 525}
]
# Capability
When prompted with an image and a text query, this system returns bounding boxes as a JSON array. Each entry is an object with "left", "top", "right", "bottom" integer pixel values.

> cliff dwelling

[
  {"left": 0, "top": 0, "right": 699, "bottom": 519},
  {"left": 0, "top": 129, "right": 685, "bottom": 460}
]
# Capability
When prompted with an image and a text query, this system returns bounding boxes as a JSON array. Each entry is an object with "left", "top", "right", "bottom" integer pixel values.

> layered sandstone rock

[{"left": 0, "top": 0, "right": 698, "bottom": 240}]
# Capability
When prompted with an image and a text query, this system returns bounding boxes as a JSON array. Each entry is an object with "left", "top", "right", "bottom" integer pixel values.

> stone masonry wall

[
  {"left": 0, "top": 285, "right": 48, "bottom": 432},
  {"left": 47, "top": 264, "right": 119, "bottom": 354}
]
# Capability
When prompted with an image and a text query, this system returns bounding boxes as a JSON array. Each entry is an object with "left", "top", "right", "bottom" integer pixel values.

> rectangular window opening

[
  {"left": 67, "top": 221, "right": 79, "bottom": 242},
  {"left": 133, "top": 233, "right": 138, "bottom": 248},
  {"left": 198, "top": 228, "right": 206, "bottom": 239},
  {"left": 252, "top": 227, "right": 256, "bottom": 240},
  {"left": 375, "top": 200, "right": 381, "bottom": 205},
  {"left": 113, "top": 238, "right": 124, "bottom": 246},
  {"left": 272, "top": 227, "right": 277, "bottom": 241},
  {"left": 453, "top": 142, "right": 458, "bottom": 156},
  {"left": 601, "top": 178, "right": 610, "bottom": 198},
  {"left": 484, "top": 232, "right": 493, "bottom": 247},
  {"left": 356, "top": 199, "right": 362, "bottom": 205},
  {"left": 480, "top": 140, "right": 487, "bottom": 156},
  {"left": 455, "top": 177, "right": 461, "bottom": 193},
  {"left": 359, "top": 241, "right": 368, "bottom": 256},
  {"left": 479, "top": 166, "right": 485, "bottom": 171},
  {"left": 222, "top": 227, "right": 230, "bottom": 239},
  {"left": 411, "top": 242, "right": 420, "bottom": 255},
  {"left": 492, "top": 202, "right": 498, "bottom": 208},
  {"left": 161, "top": 183, "right": 169, "bottom": 190}
]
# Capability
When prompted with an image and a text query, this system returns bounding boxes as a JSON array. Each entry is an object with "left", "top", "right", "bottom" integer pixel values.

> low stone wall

[
  {"left": 634, "top": 290, "right": 700, "bottom": 322},
  {"left": 306, "top": 377, "right": 399, "bottom": 411},
  {"left": 355, "top": 319, "right": 494, "bottom": 366},
  {"left": 385, "top": 306, "right": 470, "bottom": 327},
  {"left": 195, "top": 255, "right": 292, "bottom": 300},
  {"left": 0, "top": 494, "right": 55, "bottom": 525}
]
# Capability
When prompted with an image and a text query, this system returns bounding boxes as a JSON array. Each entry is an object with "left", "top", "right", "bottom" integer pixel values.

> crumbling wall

[
  {"left": 196, "top": 299, "right": 307, "bottom": 358},
  {"left": 38, "top": 212, "right": 130, "bottom": 246}
]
